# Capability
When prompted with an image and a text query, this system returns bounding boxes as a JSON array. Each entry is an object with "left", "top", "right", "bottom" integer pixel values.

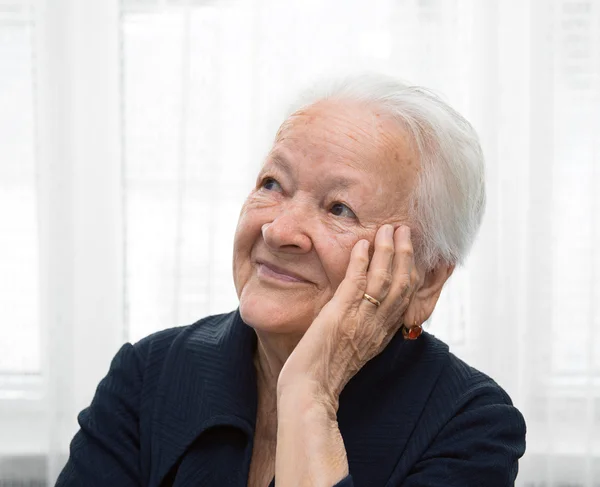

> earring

[{"left": 401, "top": 320, "right": 423, "bottom": 340}]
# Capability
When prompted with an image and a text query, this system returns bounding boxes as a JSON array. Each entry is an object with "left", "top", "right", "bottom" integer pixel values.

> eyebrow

[
  {"left": 266, "top": 151, "right": 362, "bottom": 190},
  {"left": 268, "top": 152, "right": 294, "bottom": 174}
]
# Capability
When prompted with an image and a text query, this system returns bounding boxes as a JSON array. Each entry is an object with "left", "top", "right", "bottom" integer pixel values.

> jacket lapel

[
  {"left": 148, "top": 309, "right": 449, "bottom": 487},
  {"left": 149, "top": 311, "right": 259, "bottom": 487}
]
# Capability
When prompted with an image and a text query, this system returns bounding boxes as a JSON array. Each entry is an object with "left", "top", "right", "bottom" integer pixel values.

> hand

[{"left": 277, "top": 224, "right": 419, "bottom": 407}]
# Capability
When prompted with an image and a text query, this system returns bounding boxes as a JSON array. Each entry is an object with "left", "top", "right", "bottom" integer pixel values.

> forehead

[{"left": 272, "top": 99, "right": 419, "bottom": 188}]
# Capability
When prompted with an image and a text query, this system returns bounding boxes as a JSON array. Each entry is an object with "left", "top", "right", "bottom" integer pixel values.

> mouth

[{"left": 255, "top": 260, "right": 311, "bottom": 284}]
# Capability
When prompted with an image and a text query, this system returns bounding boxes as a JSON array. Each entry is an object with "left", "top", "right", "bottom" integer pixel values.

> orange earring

[{"left": 401, "top": 321, "right": 423, "bottom": 340}]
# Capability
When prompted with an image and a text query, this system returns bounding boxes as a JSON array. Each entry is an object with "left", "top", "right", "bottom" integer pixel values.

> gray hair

[{"left": 283, "top": 73, "right": 486, "bottom": 270}]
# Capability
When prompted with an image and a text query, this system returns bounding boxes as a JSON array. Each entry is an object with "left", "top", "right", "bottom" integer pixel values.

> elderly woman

[{"left": 56, "top": 74, "right": 526, "bottom": 487}]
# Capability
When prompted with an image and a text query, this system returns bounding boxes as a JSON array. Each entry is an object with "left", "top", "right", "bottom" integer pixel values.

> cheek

[
  {"left": 235, "top": 200, "right": 266, "bottom": 245},
  {"left": 233, "top": 208, "right": 263, "bottom": 285},
  {"left": 318, "top": 232, "right": 358, "bottom": 291}
]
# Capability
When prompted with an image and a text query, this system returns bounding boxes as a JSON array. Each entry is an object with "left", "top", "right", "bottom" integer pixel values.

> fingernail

[
  {"left": 384, "top": 224, "right": 394, "bottom": 238},
  {"left": 400, "top": 225, "right": 411, "bottom": 237},
  {"left": 362, "top": 239, "right": 369, "bottom": 251}
]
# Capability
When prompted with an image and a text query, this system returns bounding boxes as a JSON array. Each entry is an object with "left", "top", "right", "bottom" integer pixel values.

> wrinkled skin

[{"left": 232, "top": 98, "right": 454, "bottom": 406}]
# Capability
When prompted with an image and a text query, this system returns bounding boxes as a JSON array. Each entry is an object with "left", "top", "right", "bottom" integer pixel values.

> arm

[
  {"left": 55, "top": 342, "right": 144, "bottom": 487},
  {"left": 275, "top": 381, "right": 352, "bottom": 487},
  {"left": 275, "top": 382, "right": 525, "bottom": 487}
]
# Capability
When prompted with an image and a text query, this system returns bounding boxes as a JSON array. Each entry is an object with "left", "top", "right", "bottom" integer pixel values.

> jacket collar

[
  {"left": 150, "top": 310, "right": 259, "bottom": 486},
  {"left": 150, "top": 310, "right": 450, "bottom": 487}
]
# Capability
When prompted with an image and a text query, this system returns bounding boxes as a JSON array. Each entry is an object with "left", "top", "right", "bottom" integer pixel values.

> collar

[
  {"left": 149, "top": 310, "right": 449, "bottom": 486},
  {"left": 150, "top": 310, "right": 259, "bottom": 485}
]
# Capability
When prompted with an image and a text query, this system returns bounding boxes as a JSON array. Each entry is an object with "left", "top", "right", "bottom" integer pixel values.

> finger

[
  {"left": 333, "top": 239, "right": 370, "bottom": 305},
  {"left": 363, "top": 224, "right": 395, "bottom": 306},
  {"left": 383, "top": 225, "right": 415, "bottom": 310}
]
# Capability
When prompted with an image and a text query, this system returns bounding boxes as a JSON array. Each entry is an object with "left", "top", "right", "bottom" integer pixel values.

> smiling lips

[{"left": 256, "top": 261, "right": 310, "bottom": 283}]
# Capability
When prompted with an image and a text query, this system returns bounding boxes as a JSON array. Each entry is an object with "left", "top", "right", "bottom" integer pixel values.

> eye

[
  {"left": 260, "top": 177, "right": 283, "bottom": 192},
  {"left": 330, "top": 202, "right": 356, "bottom": 219}
]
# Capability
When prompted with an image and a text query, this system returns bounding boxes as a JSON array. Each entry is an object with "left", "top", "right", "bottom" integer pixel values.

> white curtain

[{"left": 0, "top": 0, "right": 599, "bottom": 485}]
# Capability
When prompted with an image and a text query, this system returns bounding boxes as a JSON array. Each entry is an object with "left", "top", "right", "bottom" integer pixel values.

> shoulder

[
  {"left": 412, "top": 332, "right": 516, "bottom": 407},
  {"left": 390, "top": 334, "right": 526, "bottom": 485},
  {"left": 132, "top": 310, "right": 238, "bottom": 366},
  {"left": 433, "top": 336, "right": 517, "bottom": 410},
  {"left": 394, "top": 331, "right": 525, "bottom": 450},
  {"left": 417, "top": 333, "right": 526, "bottom": 457},
  {"left": 123, "top": 310, "right": 240, "bottom": 410}
]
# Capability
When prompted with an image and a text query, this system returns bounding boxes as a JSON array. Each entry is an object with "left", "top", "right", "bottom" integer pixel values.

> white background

[{"left": 1, "top": 0, "right": 599, "bottom": 485}]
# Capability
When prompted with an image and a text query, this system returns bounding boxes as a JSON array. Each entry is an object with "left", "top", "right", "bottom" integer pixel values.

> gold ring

[{"left": 362, "top": 293, "right": 381, "bottom": 307}]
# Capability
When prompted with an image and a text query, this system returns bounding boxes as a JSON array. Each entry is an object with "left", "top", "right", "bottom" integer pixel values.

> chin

[{"left": 238, "top": 291, "right": 312, "bottom": 335}]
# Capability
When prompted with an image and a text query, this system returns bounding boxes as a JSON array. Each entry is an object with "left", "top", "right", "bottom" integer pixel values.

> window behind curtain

[
  {"left": 122, "top": 1, "right": 256, "bottom": 342},
  {"left": 120, "top": 0, "right": 474, "bottom": 345},
  {"left": 552, "top": 0, "right": 600, "bottom": 375},
  {"left": 0, "top": 0, "right": 40, "bottom": 378}
]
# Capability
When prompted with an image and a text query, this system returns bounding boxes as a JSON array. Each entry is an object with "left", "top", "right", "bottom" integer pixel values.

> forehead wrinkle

[
  {"left": 271, "top": 148, "right": 366, "bottom": 193},
  {"left": 266, "top": 148, "right": 365, "bottom": 193},
  {"left": 268, "top": 152, "right": 293, "bottom": 172},
  {"left": 315, "top": 111, "right": 381, "bottom": 151},
  {"left": 274, "top": 101, "right": 418, "bottom": 203},
  {"left": 293, "top": 100, "right": 398, "bottom": 150},
  {"left": 315, "top": 171, "right": 361, "bottom": 194},
  {"left": 287, "top": 106, "right": 411, "bottom": 174},
  {"left": 263, "top": 150, "right": 300, "bottom": 183},
  {"left": 280, "top": 129, "right": 375, "bottom": 172},
  {"left": 283, "top": 106, "right": 377, "bottom": 146}
]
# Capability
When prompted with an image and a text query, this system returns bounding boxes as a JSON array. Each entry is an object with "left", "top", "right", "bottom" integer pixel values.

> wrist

[
  {"left": 277, "top": 379, "right": 340, "bottom": 420},
  {"left": 275, "top": 380, "right": 349, "bottom": 487}
]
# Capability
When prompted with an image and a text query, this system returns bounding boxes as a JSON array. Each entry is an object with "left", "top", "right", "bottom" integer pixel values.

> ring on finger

[{"left": 362, "top": 293, "right": 381, "bottom": 307}]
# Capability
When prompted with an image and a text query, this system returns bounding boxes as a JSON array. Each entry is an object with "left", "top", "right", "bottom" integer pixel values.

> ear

[{"left": 403, "top": 263, "right": 455, "bottom": 327}]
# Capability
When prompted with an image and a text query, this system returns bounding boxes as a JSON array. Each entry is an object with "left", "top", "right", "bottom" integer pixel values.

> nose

[{"left": 261, "top": 208, "right": 313, "bottom": 254}]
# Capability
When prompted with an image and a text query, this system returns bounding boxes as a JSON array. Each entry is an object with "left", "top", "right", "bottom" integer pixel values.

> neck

[{"left": 253, "top": 329, "right": 303, "bottom": 407}]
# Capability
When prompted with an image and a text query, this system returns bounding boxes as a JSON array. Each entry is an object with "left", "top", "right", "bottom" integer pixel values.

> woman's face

[{"left": 233, "top": 99, "right": 419, "bottom": 334}]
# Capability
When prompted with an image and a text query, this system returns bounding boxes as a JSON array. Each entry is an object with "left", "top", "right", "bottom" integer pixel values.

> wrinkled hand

[{"left": 278, "top": 224, "right": 419, "bottom": 407}]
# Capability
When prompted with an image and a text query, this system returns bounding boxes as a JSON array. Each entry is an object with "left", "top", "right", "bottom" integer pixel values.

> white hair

[{"left": 283, "top": 73, "right": 486, "bottom": 270}]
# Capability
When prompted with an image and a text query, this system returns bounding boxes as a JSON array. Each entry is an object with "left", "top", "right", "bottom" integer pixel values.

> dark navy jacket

[{"left": 56, "top": 310, "right": 526, "bottom": 486}]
